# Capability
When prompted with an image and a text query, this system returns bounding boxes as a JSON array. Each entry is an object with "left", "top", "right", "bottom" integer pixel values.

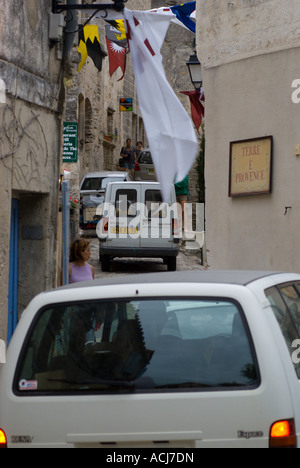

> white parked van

[
  {"left": 79, "top": 171, "right": 130, "bottom": 231},
  {"left": 1, "top": 271, "right": 300, "bottom": 448},
  {"left": 97, "top": 182, "right": 179, "bottom": 272}
]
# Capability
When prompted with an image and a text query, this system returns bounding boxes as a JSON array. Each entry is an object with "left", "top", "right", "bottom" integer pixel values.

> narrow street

[{"left": 88, "top": 237, "right": 204, "bottom": 279}]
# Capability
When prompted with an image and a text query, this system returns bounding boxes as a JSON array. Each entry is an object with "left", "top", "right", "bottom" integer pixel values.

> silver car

[
  {"left": 134, "top": 149, "right": 157, "bottom": 181},
  {"left": 80, "top": 171, "right": 130, "bottom": 230}
]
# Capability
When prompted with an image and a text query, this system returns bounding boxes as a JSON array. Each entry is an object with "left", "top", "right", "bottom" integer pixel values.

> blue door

[{"left": 8, "top": 199, "right": 19, "bottom": 344}]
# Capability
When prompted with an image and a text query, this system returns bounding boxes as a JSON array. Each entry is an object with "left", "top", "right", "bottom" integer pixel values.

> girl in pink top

[{"left": 69, "top": 239, "right": 95, "bottom": 284}]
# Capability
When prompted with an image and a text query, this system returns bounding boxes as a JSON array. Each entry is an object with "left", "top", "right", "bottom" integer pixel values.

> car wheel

[
  {"left": 167, "top": 257, "right": 177, "bottom": 272},
  {"left": 101, "top": 256, "right": 111, "bottom": 272}
]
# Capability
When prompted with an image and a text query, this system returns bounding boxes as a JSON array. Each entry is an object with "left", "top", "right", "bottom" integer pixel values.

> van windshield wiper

[
  {"left": 155, "top": 382, "right": 213, "bottom": 389},
  {"left": 48, "top": 378, "right": 136, "bottom": 390}
]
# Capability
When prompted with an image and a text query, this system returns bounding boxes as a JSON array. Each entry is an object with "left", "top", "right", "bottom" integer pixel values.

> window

[
  {"left": 265, "top": 284, "right": 300, "bottom": 378},
  {"left": 81, "top": 177, "right": 125, "bottom": 191},
  {"left": 139, "top": 151, "right": 153, "bottom": 164},
  {"left": 107, "top": 108, "right": 115, "bottom": 137},
  {"left": 14, "top": 299, "right": 259, "bottom": 395},
  {"left": 280, "top": 285, "right": 300, "bottom": 333},
  {"left": 145, "top": 190, "right": 168, "bottom": 218},
  {"left": 78, "top": 94, "right": 85, "bottom": 146},
  {"left": 115, "top": 189, "right": 137, "bottom": 217},
  {"left": 85, "top": 99, "right": 93, "bottom": 147}
]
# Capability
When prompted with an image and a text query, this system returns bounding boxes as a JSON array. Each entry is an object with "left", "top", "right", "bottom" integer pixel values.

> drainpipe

[{"left": 63, "top": 0, "right": 78, "bottom": 58}]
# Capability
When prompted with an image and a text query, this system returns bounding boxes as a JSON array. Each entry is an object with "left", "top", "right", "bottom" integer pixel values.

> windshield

[
  {"left": 81, "top": 177, "right": 125, "bottom": 191},
  {"left": 14, "top": 299, "right": 259, "bottom": 395},
  {"left": 139, "top": 151, "right": 153, "bottom": 164}
]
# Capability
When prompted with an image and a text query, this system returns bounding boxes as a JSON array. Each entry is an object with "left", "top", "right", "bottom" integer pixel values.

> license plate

[{"left": 110, "top": 226, "right": 139, "bottom": 234}]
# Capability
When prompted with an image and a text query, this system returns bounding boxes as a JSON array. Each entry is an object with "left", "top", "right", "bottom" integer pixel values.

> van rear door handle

[{"left": 67, "top": 431, "right": 203, "bottom": 444}]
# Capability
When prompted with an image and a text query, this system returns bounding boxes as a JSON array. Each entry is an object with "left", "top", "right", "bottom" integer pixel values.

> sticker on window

[{"left": 19, "top": 380, "right": 38, "bottom": 391}]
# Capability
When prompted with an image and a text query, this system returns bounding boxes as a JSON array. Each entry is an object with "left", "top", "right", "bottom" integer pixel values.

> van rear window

[
  {"left": 14, "top": 299, "right": 259, "bottom": 395},
  {"left": 145, "top": 190, "right": 168, "bottom": 218},
  {"left": 265, "top": 284, "right": 300, "bottom": 378},
  {"left": 81, "top": 177, "right": 125, "bottom": 191}
]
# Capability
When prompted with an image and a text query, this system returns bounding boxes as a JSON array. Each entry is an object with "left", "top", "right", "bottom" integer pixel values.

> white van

[
  {"left": 97, "top": 182, "right": 179, "bottom": 272},
  {"left": 1, "top": 270, "right": 300, "bottom": 448},
  {"left": 79, "top": 171, "right": 130, "bottom": 231}
]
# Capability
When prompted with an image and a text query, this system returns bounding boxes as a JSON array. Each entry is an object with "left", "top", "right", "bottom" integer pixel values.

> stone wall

[
  {"left": 198, "top": 0, "right": 300, "bottom": 68},
  {"left": 196, "top": 0, "right": 300, "bottom": 271},
  {"left": 63, "top": 0, "right": 151, "bottom": 209},
  {"left": 0, "top": 0, "right": 64, "bottom": 339}
]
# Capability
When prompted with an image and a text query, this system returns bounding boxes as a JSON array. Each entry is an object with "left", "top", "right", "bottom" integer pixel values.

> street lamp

[{"left": 186, "top": 51, "right": 202, "bottom": 90}]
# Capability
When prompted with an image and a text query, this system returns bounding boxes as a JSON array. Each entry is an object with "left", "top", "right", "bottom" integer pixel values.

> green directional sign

[{"left": 63, "top": 122, "right": 78, "bottom": 163}]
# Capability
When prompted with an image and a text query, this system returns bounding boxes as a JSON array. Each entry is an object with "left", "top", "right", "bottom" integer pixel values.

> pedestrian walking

[
  {"left": 69, "top": 238, "right": 95, "bottom": 284},
  {"left": 136, "top": 140, "right": 144, "bottom": 158},
  {"left": 175, "top": 174, "right": 189, "bottom": 230},
  {"left": 120, "top": 138, "right": 137, "bottom": 177}
]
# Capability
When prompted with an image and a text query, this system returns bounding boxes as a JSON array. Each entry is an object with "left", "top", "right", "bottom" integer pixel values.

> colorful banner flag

[
  {"left": 180, "top": 89, "right": 205, "bottom": 132},
  {"left": 150, "top": 1, "right": 196, "bottom": 33},
  {"left": 105, "top": 21, "right": 128, "bottom": 47},
  {"left": 124, "top": 8, "right": 198, "bottom": 201},
  {"left": 78, "top": 25, "right": 103, "bottom": 72},
  {"left": 106, "top": 36, "right": 127, "bottom": 81},
  {"left": 170, "top": 1, "right": 196, "bottom": 33}
]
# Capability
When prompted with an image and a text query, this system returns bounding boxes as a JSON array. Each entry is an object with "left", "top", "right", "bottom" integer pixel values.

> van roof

[
  {"left": 59, "top": 270, "right": 284, "bottom": 291},
  {"left": 82, "top": 171, "right": 126, "bottom": 178},
  {"left": 108, "top": 181, "right": 161, "bottom": 185}
]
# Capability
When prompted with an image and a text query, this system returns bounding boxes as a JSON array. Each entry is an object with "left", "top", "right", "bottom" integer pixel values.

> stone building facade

[
  {"left": 63, "top": 0, "right": 151, "bottom": 205},
  {"left": 63, "top": 0, "right": 199, "bottom": 207},
  {"left": 197, "top": 0, "right": 300, "bottom": 271},
  {"left": 0, "top": 0, "right": 199, "bottom": 342},
  {"left": 0, "top": 0, "right": 64, "bottom": 340}
]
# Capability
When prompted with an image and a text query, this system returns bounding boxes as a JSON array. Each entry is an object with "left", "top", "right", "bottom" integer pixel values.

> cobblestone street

[{"left": 88, "top": 237, "right": 204, "bottom": 279}]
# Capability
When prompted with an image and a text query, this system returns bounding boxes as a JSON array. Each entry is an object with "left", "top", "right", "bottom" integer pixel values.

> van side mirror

[{"left": 0, "top": 340, "right": 6, "bottom": 364}]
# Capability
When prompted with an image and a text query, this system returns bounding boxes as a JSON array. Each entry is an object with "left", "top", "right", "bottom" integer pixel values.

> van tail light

[
  {"left": 0, "top": 429, "right": 7, "bottom": 448},
  {"left": 135, "top": 162, "right": 140, "bottom": 172},
  {"left": 103, "top": 217, "right": 109, "bottom": 233},
  {"left": 269, "top": 419, "right": 297, "bottom": 448},
  {"left": 172, "top": 218, "right": 179, "bottom": 237}
]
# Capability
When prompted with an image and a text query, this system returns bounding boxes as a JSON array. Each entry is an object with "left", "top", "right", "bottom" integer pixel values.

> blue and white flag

[
  {"left": 150, "top": 1, "right": 196, "bottom": 33},
  {"left": 170, "top": 2, "right": 196, "bottom": 33}
]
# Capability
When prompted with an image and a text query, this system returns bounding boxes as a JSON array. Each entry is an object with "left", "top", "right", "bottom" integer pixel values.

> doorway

[{"left": 8, "top": 199, "right": 19, "bottom": 344}]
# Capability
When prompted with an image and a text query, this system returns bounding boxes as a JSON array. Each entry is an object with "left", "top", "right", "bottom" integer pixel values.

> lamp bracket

[{"left": 52, "top": 0, "right": 127, "bottom": 14}]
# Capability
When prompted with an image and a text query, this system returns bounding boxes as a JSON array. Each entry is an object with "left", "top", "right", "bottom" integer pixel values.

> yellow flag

[
  {"left": 78, "top": 40, "right": 88, "bottom": 72},
  {"left": 78, "top": 25, "right": 102, "bottom": 72},
  {"left": 113, "top": 20, "right": 126, "bottom": 42},
  {"left": 83, "top": 25, "right": 100, "bottom": 44}
]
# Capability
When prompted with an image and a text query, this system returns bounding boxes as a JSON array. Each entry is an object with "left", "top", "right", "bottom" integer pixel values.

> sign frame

[
  {"left": 229, "top": 135, "right": 273, "bottom": 197},
  {"left": 120, "top": 98, "right": 133, "bottom": 112},
  {"left": 63, "top": 122, "right": 79, "bottom": 163}
]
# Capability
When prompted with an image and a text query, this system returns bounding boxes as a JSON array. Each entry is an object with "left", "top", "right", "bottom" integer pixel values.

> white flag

[{"left": 124, "top": 9, "right": 198, "bottom": 201}]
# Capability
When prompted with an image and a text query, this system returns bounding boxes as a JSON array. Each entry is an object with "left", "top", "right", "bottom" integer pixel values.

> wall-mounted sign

[
  {"left": 229, "top": 136, "right": 273, "bottom": 197},
  {"left": 63, "top": 122, "right": 78, "bottom": 163},
  {"left": 120, "top": 98, "right": 133, "bottom": 112}
]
